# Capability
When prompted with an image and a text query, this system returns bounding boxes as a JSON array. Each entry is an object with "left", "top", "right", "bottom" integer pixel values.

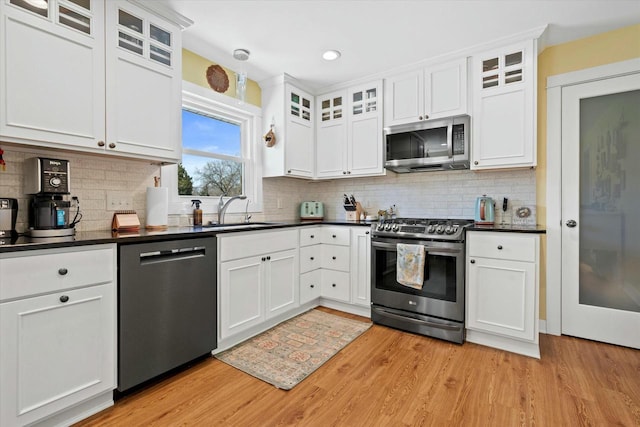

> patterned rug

[{"left": 215, "top": 309, "right": 371, "bottom": 390}]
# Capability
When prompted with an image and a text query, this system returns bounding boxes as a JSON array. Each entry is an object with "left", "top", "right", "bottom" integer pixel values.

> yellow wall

[
  {"left": 536, "top": 23, "right": 640, "bottom": 319},
  {"left": 182, "top": 49, "right": 262, "bottom": 107}
]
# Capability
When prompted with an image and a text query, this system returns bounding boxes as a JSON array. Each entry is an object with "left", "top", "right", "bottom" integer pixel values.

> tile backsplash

[{"left": 0, "top": 146, "right": 535, "bottom": 232}]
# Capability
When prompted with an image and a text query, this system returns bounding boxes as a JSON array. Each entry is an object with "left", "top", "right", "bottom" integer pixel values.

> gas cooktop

[{"left": 371, "top": 218, "right": 474, "bottom": 241}]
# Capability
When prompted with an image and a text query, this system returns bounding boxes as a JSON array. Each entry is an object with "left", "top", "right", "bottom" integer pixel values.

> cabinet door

[
  {"left": 424, "top": 57, "right": 468, "bottom": 120},
  {"left": 219, "top": 256, "right": 264, "bottom": 339},
  {"left": 0, "top": 284, "right": 115, "bottom": 427},
  {"left": 466, "top": 257, "right": 536, "bottom": 341},
  {"left": 471, "top": 40, "right": 535, "bottom": 169},
  {"left": 348, "top": 81, "right": 384, "bottom": 176},
  {"left": 300, "top": 245, "right": 321, "bottom": 273},
  {"left": 384, "top": 70, "right": 424, "bottom": 126},
  {"left": 105, "top": 1, "right": 182, "bottom": 162},
  {"left": 300, "top": 270, "right": 321, "bottom": 304},
  {"left": 285, "top": 83, "right": 314, "bottom": 177},
  {"left": 316, "top": 90, "right": 348, "bottom": 178},
  {"left": 0, "top": 0, "right": 105, "bottom": 150},
  {"left": 265, "top": 249, "right": 299, "bottom": 319},
  {"left": 321, "top": 245, "right": 350, "bottom": 272},
  {"left": 320, "top": 270, "right": 351, "bottom": 302},
  {"left": 350, "top": 228, "right": 371, "bottom": 307}
]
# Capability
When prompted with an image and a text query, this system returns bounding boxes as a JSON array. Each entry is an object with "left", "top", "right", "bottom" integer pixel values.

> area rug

[{"left": 215, "top": 309, "right": 371, "bottom": 390}]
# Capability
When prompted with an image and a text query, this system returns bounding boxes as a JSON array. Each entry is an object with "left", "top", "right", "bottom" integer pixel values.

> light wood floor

[{"left": 76, "top": 307, "right": 639, "bottom": 426}]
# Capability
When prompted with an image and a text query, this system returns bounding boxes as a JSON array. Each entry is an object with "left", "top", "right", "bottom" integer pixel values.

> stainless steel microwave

[{"left": 384, "top": 115, "right": 470, "bottom": 173}]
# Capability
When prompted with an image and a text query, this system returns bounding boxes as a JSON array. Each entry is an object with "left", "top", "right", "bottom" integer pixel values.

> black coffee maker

[{"left": 24, "top": 158, "right": 81, "bottom": 237}]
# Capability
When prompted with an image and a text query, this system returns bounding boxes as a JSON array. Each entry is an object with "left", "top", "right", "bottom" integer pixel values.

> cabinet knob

[
  {"left": 108, "top": 142, "right": 116, "bottom": 149},
  {"left": 310, "top": 257, "right": 314, "bottom": 260},
  {"left": 365, "top": 231, "right": 370, "bottom": 235},
  {"left": 332, "top": 283, "right": 337, "bottom": 287},
  {"left": 58, "top": 268, "right": 68, "bottom": 276},
  {"left": 419, "top": 115, "right": 423, "bottom": 120},
  {"left": 310, "top": 284, "right": 315, "bottom": 288},
  {"left": 97, "top": 140, "right": 105, "bottom": 147},
  {"left": 332, "top": 256, "right": 336, "bottom": 260},
  {"left": 424, "top": 114, "right": 429, "bottom": 120},
  {"left": 310, "top": 235, "right": 315, "bottom": 238},
  {"left": 266, "top": 256, "right": 271, "bottom": 260},
  {"left": 497, "top": 245, "right": 503, "bottom": 250},
  {"left": 474, "top": 161, "right": 479, "bottom": 165},
  {"left": 287, "top": 170, "right": 292, "bottom": 174},
  {"left": 347, "top": 171, "right": 351, "bottom": 174},
  {"left": 59, "top": 295, "right": 69, "bottom": 303},
  {"left": 261, "top": 257, "right": 266, "bottom": 261},
  {"left": 332, "top": 234, "right": 336, "bottom": 238},
  {"left": 343, "top": 171, "right": 347, "bottom": 175},
  {"left": 470, "top": 259, "right": 476, "bottom": 264}
]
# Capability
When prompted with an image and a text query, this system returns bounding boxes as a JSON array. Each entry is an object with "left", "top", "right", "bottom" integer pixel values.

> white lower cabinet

[
  {"left": 465, "top": 231, "right": 540, "bottom": 358},
  {"left": 350, "top": 227, "right": 371, "bottom": 308},
  {"left": 218, "top": 230, "right": 299, "bottom": 341},
  {"left": 300, "top": 269, "right": 322, "bottom": 304},
  {"left": 0, "top": 245, "right": 116, "bottom": 427}
]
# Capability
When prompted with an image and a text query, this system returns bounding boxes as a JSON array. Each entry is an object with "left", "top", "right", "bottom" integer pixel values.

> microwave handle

[{"left": 447, "top": 123, "right": 453, "bottom": 158}]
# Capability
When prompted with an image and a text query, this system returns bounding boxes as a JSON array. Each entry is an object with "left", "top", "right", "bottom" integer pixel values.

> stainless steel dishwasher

[{"left": 117, "top": 237, "right": 216, "bottom": 393}]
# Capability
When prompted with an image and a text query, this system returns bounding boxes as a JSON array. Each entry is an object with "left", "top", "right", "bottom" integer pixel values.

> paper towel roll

[{"left": 146, "top": 187, "right": 168, "bottom": 229}]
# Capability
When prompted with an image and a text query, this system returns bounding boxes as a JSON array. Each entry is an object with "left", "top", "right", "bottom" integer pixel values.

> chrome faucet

[{"left": 218, "top": 194, "right": 247, "bottom": 224}]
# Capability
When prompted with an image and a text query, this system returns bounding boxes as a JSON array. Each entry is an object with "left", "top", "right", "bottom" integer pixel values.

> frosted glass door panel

[{"left": 579, "top": 89, "right": 640, "bottom": 313}]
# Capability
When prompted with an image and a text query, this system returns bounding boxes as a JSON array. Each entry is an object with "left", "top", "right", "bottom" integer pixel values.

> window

[{"left": 163, "top": 81, "right": 262, "bottom": 218}]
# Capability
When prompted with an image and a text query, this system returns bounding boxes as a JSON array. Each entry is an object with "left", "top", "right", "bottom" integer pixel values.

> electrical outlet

[{"left": 107, "top": 192, "right": 133, "bottom": 211}]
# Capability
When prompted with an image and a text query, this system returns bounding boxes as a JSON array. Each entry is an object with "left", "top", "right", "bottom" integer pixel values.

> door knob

[{"left": 566, "top": 219, "right": 577, "bottom": 228}]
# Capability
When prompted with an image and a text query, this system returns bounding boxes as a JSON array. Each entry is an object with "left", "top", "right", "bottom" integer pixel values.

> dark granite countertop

[
  {"left": 0, "top": 220, "right": 373, "bottom": 253},
  {"left": 468, "top": 223, "right": 546, "bottom": 234}
]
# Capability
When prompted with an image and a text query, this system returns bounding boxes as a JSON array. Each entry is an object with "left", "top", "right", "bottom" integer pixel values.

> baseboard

[
  {"left": 466, "top": 329, "right": 540, "bottom": 359},
  {"left": 539, "top": 319, "right": 547, "bottom": 334},
  {"left": 319, "top": 299, "right": 371, "bottom": 318},
  {"left": 32, "top": 391, "right": 113, "bottom": 427}
]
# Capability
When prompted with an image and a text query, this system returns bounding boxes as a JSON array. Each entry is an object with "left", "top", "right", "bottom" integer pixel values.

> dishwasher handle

[{"left": 139, "top": 246, "right": 207, "bottom": 265}]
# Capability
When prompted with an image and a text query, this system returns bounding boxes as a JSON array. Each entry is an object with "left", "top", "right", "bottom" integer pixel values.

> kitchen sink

[{"left": 198, "top": 221, "right": 282, "bottom": 230}]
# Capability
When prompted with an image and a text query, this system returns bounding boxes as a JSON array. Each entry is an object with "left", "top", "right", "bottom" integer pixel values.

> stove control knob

[
  {"left": 436, "top": 225, "right": 445, "bottom": 234},
  {"left": 376, "top": 223, "right": 384, "bottom": 231},
  {"left": 427, "top": 225, "right": 436, "bottom": 233},
  {"left": 384, "top": 223, "right": 392, "bottom": 231},
  {"left": 391, "top": 224, "right": 400, "bottom": 232},
  {"left": 445, "top": 226, "right": 454, "bottom": 234}
]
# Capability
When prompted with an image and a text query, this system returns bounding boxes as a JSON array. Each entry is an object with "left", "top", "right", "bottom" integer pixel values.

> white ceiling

[{"left": 157, "top": 0, "right": 639, "bottom": 92}]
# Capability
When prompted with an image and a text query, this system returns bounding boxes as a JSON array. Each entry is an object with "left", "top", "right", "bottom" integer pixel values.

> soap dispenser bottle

[{"left": 191, "top": 199, "right": 203, "bottom": 226}]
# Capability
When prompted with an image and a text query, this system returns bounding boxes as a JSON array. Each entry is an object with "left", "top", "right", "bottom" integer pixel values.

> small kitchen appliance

[
  {"left": 24, "top": 157, "right": 81, "bottom": 237},
  {"left": 0, "top": 198, "right": 18, "bottom": 237},
  {"left": 300, "top": 201, "right": 324, "bottom": 221},
  {"left": 474, "top": 195, "right": 495, "bottom": 225}
]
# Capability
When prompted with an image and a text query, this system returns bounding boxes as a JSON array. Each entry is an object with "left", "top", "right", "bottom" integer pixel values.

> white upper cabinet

[
  {"left": 262, "top": 76, "right": 315, "bottom": 178},
  {"left": 315, "top": 80, "right": 384, "bottom": 179},
  {"left": 0, "top": 0, "right": 105, "bottom": 149},
  {"left": 0, "top": 0, "right": 189, "bottom": 163},
  {"left": 384, "top": 57, "right": 468, "bottom": 127},
  {"left": 471, "top": 39, "right": 537, "bottom": 170},
  {"left": 105, "top": 1, "right": 183, "bottom": 161}
]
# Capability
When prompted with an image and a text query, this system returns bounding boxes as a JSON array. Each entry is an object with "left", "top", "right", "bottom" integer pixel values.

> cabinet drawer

[
  {"left": 300, "top": 270, "right": 321, "bottom": 304},
  {"left": 299, "top": 227, "right": 321, "bottom": 247},
  {"left": 321, "top": 227, "right": 350, "bottom": 246},
  {"left": 0, "top": 245, "right": 115, "bottom": 301},
  {"left": 321, "top": 245, "right": 350, "bottom": 272},
  {"left": 467, "top": 232, "right": 537, "bottom": 263},
  {"left": 320, "top": 270, "right": 350, "bottom": 302},
  {"left": 300, "top": 245, "right": 321, "bottom": 273},
  {"left": 220, "top": 229, "right": 298, "bottom": 261}
]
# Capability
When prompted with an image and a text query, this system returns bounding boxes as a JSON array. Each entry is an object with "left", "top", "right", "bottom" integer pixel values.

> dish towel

[{"left": 396, "top": 243, "right": 426, "bottom": 289}]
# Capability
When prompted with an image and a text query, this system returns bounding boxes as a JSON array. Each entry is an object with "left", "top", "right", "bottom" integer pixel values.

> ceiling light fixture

[
  {"left": 322, "top": 50, "right": 341, "bottom": 61},
  {"left": 24, "top": 0, "right": 48, "bottom": 9},
  {"left": 233, "top": 48, "right": 250, "bottom": 61}
]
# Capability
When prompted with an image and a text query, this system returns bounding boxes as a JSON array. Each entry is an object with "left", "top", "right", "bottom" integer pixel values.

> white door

[{"left": 561, "top": 72, "right": 640, "bottom": 348}]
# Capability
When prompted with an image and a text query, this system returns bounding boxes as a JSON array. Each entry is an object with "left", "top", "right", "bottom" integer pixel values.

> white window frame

[{"left": 162, "top": 80, "right": 263, "bottom": 217}]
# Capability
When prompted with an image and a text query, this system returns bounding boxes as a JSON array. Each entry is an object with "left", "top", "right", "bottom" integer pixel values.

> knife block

[{"left": 345, "top": 202, "right": 363, "bottom": 222}]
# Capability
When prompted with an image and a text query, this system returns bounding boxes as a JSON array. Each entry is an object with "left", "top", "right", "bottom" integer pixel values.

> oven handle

[
  {"left": 371, "top": 240, "right": 462, "bottom": 254},
  {"left": 372, "top": 306, "right": 460, "bottom": 331}
]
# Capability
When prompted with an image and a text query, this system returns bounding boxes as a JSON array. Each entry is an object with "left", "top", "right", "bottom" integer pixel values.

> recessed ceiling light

[
  {"left": 322, "top": 50, "right": 341, "bottom": 61},
  {"left": 233, "top": 49, "right": 250, "bottom": 61}
]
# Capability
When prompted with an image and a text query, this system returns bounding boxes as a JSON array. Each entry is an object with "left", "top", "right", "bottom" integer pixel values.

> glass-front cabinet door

[
  {"left": 316, "top": 90, "right": 347, "bottom": 178},
  {"left": 348, "top": 81, "right": 384, "bottom": 176}
]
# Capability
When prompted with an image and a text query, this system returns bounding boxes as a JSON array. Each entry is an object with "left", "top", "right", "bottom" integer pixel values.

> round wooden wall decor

[{"left": 206, "top": 65, "right": 229, "bottom": 93}]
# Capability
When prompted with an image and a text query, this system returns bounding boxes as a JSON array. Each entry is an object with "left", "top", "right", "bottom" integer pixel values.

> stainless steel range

[{"left": 370, "top": 218, "right": 473, "bottom": 344}]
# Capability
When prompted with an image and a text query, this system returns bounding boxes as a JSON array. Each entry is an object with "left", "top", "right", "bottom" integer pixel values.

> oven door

[{"left": 371, "top": 237, "right": 465, "bottom": 322}]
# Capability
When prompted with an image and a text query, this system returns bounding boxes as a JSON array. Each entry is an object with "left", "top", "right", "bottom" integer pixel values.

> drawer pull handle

[
  {"left": 470, "top": 259, "right": 476, "bottom": 264},
  {"left": 59, "top": 295, "right": 69, "bottom": 303},
  {"left": 332, "top": 256, "right": 337, "bottom": 260},
  {"left": 58, "top": 268, "right": 68, "bottom": 276},
  {"left": 332, "top": 283, "right": 336, "bottom": 287},
  {"left": 497, "top": 245, "right": 503, "bottom": 250}
]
